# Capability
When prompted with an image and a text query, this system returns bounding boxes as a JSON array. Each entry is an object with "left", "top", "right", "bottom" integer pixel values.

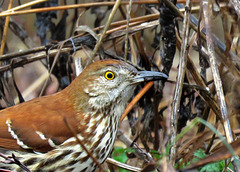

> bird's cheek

[
  {"left": 124, "top": 85, "right": 136, "bottom": 96},
  {"left": 88, "top": 94, "right": 111, "bottom": 109}
]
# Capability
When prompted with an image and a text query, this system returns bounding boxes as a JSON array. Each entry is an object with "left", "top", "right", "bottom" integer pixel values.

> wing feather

[{"left": 0, "top": 92, "right": 80, "bottom": 153}]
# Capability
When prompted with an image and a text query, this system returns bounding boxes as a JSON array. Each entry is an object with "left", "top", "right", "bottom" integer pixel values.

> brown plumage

[{"left": 0, "top": 59, "right": 167, "bottom": 171}]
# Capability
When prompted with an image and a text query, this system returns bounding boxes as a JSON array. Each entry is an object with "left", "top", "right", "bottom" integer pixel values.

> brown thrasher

[{"left": 0, "top": 59, "right": 167, "bottom": 171}]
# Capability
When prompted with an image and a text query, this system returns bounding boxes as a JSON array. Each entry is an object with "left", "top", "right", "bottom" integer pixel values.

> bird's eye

[{"left": 105, "top": 71, "right": 115, "bottom": 80}]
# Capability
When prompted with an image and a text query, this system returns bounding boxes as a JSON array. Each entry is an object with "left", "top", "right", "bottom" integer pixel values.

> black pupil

[{"left": 107, "top": 73, "right": 113, "bottom": 79}]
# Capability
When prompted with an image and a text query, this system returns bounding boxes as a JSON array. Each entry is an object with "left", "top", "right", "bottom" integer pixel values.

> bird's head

[{"left": 66, "top": 60, "right": 168, "bottom": 112}]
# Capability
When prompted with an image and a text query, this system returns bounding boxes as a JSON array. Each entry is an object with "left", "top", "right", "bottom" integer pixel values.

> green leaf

[
  {"left": 194, "top": 149, "right": 206, "bottom": 159},
  {"left": 150, "top": 150, "right": 162, "bottom": 160},
  {"left": 200, "top": 162, "right": 220, "bottom": 172},
  {"left": 112, "top": 147, "right": 136, "bottom": 172},
  {"left": 112, "top": 147, "right": 128, "bottom": 163},
  {"left": 191, "top": 149, "right": 234, "bottom": 172}
]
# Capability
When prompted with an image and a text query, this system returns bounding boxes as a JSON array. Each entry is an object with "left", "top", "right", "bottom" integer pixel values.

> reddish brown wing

[{"left": 0, "top": 91, "right": 80, "bottom": 153}]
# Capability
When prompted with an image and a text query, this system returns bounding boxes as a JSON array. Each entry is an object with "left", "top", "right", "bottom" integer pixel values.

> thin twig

[
  {"left": 124, "top": 0, "right": 133, "bottom": 60},
  {"left": 176, "top": 34, "right": 222, "bottom": 120},
  {"left": 169, "top": 0, "right": 192, "bottom": 163},
  {"left": 0, "top": 153, "right": 31, "bottom": 172},
  {"left": 117, "top": 130, "right": 154, "bottom": 163},
  {"left": 86, "top": 0, "right": 122, "bottom": 66},
  {"left": 0, "top": 1, "right": 200, "bottom": 17},
  {"left": 2, "top": 0, "right": 49, "bottom": 13},
  {"left": 121, "top": 81, "right": 154, "bottom": 121},
  {"left": 0, "top": 46, "right": 46, "bottom": 61},
  {"left": 39, "top": 40, "right": 68, "bottom": 96},
  {"left": 106, "top": 158, "right": 142, "bottom": 172},
  {"left": 202, "top": 0, "right": 233, "bottom": 143},
  {"left": 0, "top": 0, "right": 13, "bottom": 61}
]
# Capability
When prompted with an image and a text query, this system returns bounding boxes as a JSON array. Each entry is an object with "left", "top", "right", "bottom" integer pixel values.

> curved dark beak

[{"left": 131, "top": 71, "right": 168, "bottom": 84}]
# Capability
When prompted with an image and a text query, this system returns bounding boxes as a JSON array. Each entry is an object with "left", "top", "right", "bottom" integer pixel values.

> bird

[{"left": 0, "top": 59, "right": 167, "bottom": 171}]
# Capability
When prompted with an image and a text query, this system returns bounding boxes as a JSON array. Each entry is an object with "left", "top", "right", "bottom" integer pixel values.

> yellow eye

[{"left": 105, "top": 71, "right": 115, "bottom": 80}]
